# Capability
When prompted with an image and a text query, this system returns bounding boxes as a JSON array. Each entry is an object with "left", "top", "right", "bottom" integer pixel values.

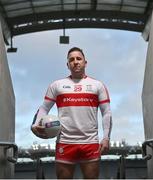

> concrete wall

[
  {"left": 0, "top": 21, "right": 15, "bottom": 178},
  {"left": 142, "top": 11, "right": 153, "bottom": 179}
]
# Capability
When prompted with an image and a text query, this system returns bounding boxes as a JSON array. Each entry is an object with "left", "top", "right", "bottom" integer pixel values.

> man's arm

[
  {"left": 31, "top": 100, "right": 55, "bottom": 138},
  {"left": 99, "top": 102, "right": 112, "bottom": 154}
]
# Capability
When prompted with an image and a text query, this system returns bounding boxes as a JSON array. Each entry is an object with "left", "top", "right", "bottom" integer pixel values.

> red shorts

[{"left": 55, "top": 143, "right": 100, "bottom": 164}]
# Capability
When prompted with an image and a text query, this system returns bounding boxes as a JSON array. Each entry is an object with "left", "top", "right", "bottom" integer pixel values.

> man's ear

[
  {"left": 85, "top": 60, "right": 87, "bottom": 67},
  {"left": 67, "top": 62, "right": 70, "bottom": 69}
]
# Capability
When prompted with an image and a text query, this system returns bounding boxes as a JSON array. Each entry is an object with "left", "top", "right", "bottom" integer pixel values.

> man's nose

[{"left": 74, "top": 58, "right": 78, "bottom": 63}]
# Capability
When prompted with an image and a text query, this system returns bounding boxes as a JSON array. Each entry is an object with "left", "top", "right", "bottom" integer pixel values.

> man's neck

[{"left": 70, "top": 73, "right": 86, "bottom": 79}]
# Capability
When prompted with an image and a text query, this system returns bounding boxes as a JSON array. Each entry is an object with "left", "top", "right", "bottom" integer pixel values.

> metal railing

[
  {"left": 116, "top": 155, "right": 126, "bottom": 179},
  {"left": 0, "top": 141, "right": 18, "bottom": 163},
  {"left": 142, "top": 139, "right": 153, "bottom": 160},
  {"left": 36, "top": 158, "right": 45, "bottom": 179}
]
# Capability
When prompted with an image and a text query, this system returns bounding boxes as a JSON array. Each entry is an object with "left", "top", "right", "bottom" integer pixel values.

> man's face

[{"left": 67, "top": 51, "right": 87, "bottom": 75}]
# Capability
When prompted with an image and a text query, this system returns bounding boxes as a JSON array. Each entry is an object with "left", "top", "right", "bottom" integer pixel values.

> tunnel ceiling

[{"left": 0, "top": 0, "right": 153, "bottom": 40}]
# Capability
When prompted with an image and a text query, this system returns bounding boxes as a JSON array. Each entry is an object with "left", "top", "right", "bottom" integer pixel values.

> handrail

[
  {"left": 36, "top": 158, "right": 45, "bottom": 179},
  {"left": 142, "top": 139, "right": 153, "bottom": 160},
  {"left": 116, "top": 155, "right": 126, "bottom": 179},
  {"left": 0, "top": 141, "right": 18, "bottom": 163}
]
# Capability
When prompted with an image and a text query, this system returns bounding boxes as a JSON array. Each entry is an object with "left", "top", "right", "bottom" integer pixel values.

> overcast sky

[{"left": 7, "top": 28, "right": 148, "bottom": 148}]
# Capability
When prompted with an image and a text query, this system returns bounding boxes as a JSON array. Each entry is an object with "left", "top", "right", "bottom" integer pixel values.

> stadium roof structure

[{"left": 0, "top": 0, "right": 153, "bottom": 43}]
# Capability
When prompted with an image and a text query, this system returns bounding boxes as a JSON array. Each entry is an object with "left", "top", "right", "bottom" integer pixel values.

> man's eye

[
  {"left": 77, "top": 57, "right": 82, "bottom": 60},
  {"left": 68, "top": 57, "right": 82, "bottom": 62},
  {"left": 69, "top": 58, "right": 74, "bottom": 62}
]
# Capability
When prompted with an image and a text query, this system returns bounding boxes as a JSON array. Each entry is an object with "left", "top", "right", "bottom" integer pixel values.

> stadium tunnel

[{"left": 0, "top": 0, "right": 153, "bottom": 178}]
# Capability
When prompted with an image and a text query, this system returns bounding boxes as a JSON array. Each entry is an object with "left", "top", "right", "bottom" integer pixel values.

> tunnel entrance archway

[{"left": 0, "top": 0, "right": 153, "bottom": 178}]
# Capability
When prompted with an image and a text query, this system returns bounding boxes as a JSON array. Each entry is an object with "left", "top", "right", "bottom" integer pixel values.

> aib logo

[{"left": 74, "top": 85, "right": 82, "bottom": 92}]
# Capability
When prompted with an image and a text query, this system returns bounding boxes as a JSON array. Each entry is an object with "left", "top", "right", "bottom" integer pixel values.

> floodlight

[
  {"left": 59, "top": 22, "right": 69, "bottom": 44},
  {"left": 7, "top": 47, "right": 17, "bottom": 53},
  {"left": 60, "top": 36, "right": 69, "bottom": 44},
  {"left": 7, "top": 36, "right": 17, "bottom": 53}
]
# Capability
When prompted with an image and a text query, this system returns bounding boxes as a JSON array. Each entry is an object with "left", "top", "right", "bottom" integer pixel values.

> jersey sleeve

[
  {"left": 44, "top": 82, "right": 57, "bottom": 102},
  {"left": 99, "top": 103, "right": 112, "bottom": 140},
  {"left": 32, "top": 82, "right": 57, "bottom": 127},
  {"left": 98, "top": 82, "right": 110, "bottom": 105},
  {"left": 98, "top": 82, "right": 112, "bottom": 140},
  {"left": 31, "top": 100, "right": 55, "bottom": 127}
]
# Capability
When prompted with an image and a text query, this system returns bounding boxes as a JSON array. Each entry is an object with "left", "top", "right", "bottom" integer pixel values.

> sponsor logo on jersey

[
  {"left": 74, "top": 85, "right": 82, "bottom": 92},
  {"left": 56, "top": 93, "right": 99, "bottom": 107},
  {"left": 63, "top": 85, "right": 71, "bottom": 89},
  {"left": 63, "top": 97, "right": 94, "bottom": 102}
]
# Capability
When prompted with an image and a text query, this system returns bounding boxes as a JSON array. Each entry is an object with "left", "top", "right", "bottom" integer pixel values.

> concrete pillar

[
  {"left": 142, "top": 11, "right": 153, "bottom": 179},
  {"left": 0, "top": 21, "right": 15, "bottom": 178}
]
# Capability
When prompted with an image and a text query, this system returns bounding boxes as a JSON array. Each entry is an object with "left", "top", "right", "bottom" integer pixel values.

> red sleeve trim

[
  {"left": 99, "top": 99, "right": 110, "bottom": 104},
  {"left": 44, "top": 96, "right": 56, "bottom": 102}
]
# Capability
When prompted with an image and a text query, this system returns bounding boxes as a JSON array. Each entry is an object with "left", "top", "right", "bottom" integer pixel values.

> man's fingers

[
  {"left": 99, "top": 142, "right": 109, "bottom": 155},
  {"left": 32, "top": 125, "right": 48, "bottom": 139}
]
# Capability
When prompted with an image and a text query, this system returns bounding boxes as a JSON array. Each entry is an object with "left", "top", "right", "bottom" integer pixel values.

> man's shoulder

[
  {"left": 86, "top": 76, "right": 103, "bottom": 84},
  {"left": 86, "top": 76, "right": 108, "bottom": 90}
]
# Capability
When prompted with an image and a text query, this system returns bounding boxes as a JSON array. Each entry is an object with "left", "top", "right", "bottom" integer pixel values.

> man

[{"left": 31, "top": 47, "right": 112, "bottom": 179}]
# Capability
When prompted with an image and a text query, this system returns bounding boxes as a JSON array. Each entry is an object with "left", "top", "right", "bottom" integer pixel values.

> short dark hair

[{"left": 67, "top": 47, "right": 85, "bottom": 59}]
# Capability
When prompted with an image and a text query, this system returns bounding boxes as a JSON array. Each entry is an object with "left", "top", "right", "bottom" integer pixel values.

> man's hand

[
  {"left": 99, "top": 139, "right": 110, "bottom": 155},
  {"left": 31, "top": 125, "right": 48, "bottom": 139}
]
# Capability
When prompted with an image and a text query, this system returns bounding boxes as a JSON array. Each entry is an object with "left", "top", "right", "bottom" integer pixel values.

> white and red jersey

[{"left": 33, "top": 75, "right": 112, "bottom": 144}]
